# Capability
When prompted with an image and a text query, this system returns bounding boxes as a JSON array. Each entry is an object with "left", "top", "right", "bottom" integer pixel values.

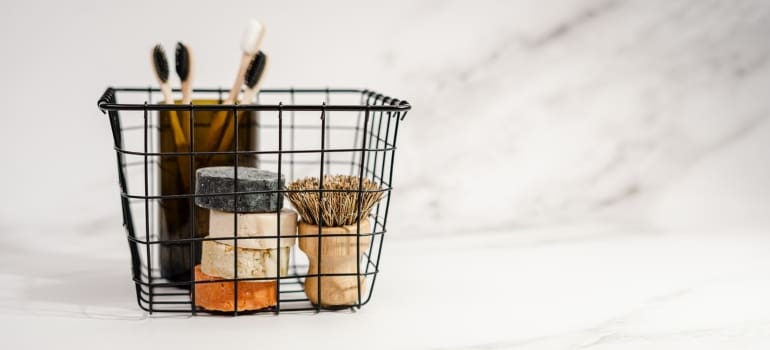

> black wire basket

[{"left": 97, "top": 87, "right": 410, "bottom": 315}]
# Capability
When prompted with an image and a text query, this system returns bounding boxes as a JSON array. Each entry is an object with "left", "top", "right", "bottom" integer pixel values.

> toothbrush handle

[
  {"left": 203, "top": 54, "right": 249, "bottom": 154},
  {"left": 160, "top": 84, "right": 175, "bottom": 105},
  {"left": 225, "top": 53, "right": 252, "bottom": 105},
  {"left": 214, "top": 74, "right": 267, "bottom": 153},
  {"left": 180, "top": 80, "right": 194, "bottom": 142},
  {"left": 181, "top": 80, "right": 194, "bottom": 105},
  {"left": 159, "top": 83, "right": 192, "bottom": 188},
  {"left": 159, "top": 84, "right": 185, "bottom": 143}
]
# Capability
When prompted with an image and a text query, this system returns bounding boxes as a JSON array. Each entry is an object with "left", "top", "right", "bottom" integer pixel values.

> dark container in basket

[
  {"left": 158, "top": 99, "right": 257, "bottom": 284},
  {"left": 97, "top": 87, "right": 410, "bottom": 315}
]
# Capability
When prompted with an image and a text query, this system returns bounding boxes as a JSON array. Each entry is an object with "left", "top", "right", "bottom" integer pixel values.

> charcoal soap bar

[{"left": 195, "top": 167, "right": 284, "bottom": 212}]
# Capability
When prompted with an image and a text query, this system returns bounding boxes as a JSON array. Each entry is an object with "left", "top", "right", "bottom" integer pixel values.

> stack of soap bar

[{"left": 193, "top": 167, "right": 297, "bottom": 312}]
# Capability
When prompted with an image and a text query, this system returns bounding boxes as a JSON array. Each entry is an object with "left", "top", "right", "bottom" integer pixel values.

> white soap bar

[
  {"left": 201, "top": 239, "right": 289, "bottom": 280},
  {"left": 209, "top": 209, "right": 297, "bottom": 249}
]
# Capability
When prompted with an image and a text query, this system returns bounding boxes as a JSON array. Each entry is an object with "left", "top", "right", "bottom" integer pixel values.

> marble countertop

[{"left": 2, "top": 222, "right": 769, "bottom": 349}]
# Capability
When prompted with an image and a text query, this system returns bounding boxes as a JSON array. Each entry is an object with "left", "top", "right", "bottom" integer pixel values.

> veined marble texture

[
  {"left": 387, "top": 0, "right": 770, "bottom": 235},
  {"left": 0, "top": 0, "right": 769, "bottom": 348},
  {"left": 0, "top": 0, "right": 767, "bottom": 236}
]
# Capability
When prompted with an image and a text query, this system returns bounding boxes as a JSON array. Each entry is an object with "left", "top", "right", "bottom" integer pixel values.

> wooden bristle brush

[
  {"left": 152, "top": 44, "right": 191, "bottom": 188},
  {"left": 205, "top": 19, "right": 265, "bottom": 153},
  {"left": 286, "top": 175, "right": 384, "bottom": 227},
  {"left": 214, "top": 51, "right": 269, "bottom": 153},
  {"left": 291, "top": 175, "right": 384, "bottom": 306}
]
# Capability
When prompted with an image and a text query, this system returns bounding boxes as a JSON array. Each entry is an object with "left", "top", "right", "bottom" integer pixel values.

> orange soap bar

[{"left": 194, "top": 265, "right": 277, "bottom": 312}]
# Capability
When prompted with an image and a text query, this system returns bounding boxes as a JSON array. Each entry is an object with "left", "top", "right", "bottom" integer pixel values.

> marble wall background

[
  {"left": 2, "top": 1, "right": 770, "bottom": 347},
  {"left": 0, "top": 0, "right": 768, "bottom": 238}
]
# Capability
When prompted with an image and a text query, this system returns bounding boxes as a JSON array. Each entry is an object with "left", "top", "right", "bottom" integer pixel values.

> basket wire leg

[
  {"left": 107, "top": 99, "right": 143, "bottom": 310},
  {"left": 325, "top": 88, "right": 331, "bottom": 172},
  {"left": 276, "top": 102, "right": 283, "bottom": 314},
  {"left": 364, "top": 107, "right": 405, "bottom": 304},
  {"left": 364, "top": 102, "right": 393, "bottom": 279},
  {"left": 188, "top": 103, "right": 197, "bottom": 315},
  {"left": 290, "top": 88, "right": 296, "bottom": 182},
  {"left": 355, "top": 92, "right": 377, "bottom": 304},
  {"left": 233, "top": 103, "right": 240, "bottom": 316},
  {"left": 147, "top": 88, "right": 158, "bottom": 306},
  {"left": 369, "top": 98, "right": 386, "bottom": 184},
  {"left": 316, "top": 103, "right": 327, "bottom": 312},
  {"left": 143, "top": 102, "right": 153, "bottom": 314},
  {"left": 350, "top": 92, "right": 365, "bottom": 174},
  {"left": 355, "top": 107, "right": 370, "bottom": 308},
  {"left": 367, "top": 97, "right": 387, "bottom": 275},
  {"left": 289, "top": 88, "right": 298, "bottom": 283},
  {"left": 255, "top": 94, "right": 261, "bottom": 169},
  {"left": 363, "top": 94, "right": 378, "bottom": 177},
  {"left": 361, "top": 95, "right": 382, "bottom": 304}
]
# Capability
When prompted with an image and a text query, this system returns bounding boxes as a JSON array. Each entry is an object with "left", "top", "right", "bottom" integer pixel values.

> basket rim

[{"left": 97, "top": 87, "right": 412, "bottom": 114}]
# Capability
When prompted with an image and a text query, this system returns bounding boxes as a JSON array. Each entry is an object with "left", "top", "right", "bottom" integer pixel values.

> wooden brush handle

[{"left": 298, "top": 221, "right": 371, "bottom": 306}]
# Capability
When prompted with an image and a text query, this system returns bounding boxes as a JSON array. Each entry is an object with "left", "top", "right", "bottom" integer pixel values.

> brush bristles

[
  {"left": 286, "top": 175, "right": 384, "bottom": 227},
  {"left": 175, "top": 42, "right": 190, "bottom": 81},
  {"left": 152, "top": 44, "right": 169, "bottom": 83},
  {"left": 244, "top": 51, "right": 266, "bottom": 89}
]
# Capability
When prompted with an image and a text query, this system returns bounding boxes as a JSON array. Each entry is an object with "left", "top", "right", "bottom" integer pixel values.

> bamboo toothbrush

[
  {"left": 152, "top": 44, "right": 191, "bottom": 188},
  {"left": 175, "top": 42, "right": 194, "bottom": 142},
  {"left": 153, "top": 45, "right": 174, "bottom": 105},
  {"left": 239, "top": 51, "right": 268, "bottom": 105},
  {"left": 175, "top": 42, "right": 194, "bottom": 104},
  {"left": 230, "top": 19, "right": 265, "bottom": 102},
  {"left": 205, "top": 19, "right": 266, "bottom": 152},
  {"left": 152, "top": 44, "right": 185, "bottom": 144},
  {"left": 214, "top": 51, "right": 269, "bottom": 153}
]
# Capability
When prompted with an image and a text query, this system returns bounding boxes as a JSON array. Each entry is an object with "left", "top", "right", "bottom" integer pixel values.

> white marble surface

[
  {"left": 1, "top": 0, "right": 770, "bottom": 348},
  {"left": 2, "top": 224, "right": 770, "bottom": 349}
]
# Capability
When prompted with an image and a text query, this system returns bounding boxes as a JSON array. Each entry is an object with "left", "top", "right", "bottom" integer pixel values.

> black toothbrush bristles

[
  {"left": 244, "top": 51, "right": 266, "bottom": 89},
  {"left": 153, "top": 44, "right": 169, "bottom": 83},
  {"left": 175, "top": 42, "right": 190, "bottom": 81}
]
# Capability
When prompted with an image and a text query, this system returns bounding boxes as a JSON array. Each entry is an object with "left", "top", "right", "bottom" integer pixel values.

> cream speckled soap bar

[
  {"left": 201, "top": 239, "right": 289, "bottom": 280},
  {"left": 208, "top": 209, "right": 297, "bottom": 249}
]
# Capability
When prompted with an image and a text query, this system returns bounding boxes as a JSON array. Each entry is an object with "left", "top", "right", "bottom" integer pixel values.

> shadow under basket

[{"left": 97, "top": 87, "right": 410, "bottom": 315}]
